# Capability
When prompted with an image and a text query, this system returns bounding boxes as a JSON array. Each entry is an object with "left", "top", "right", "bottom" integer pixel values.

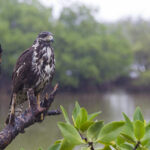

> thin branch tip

[{"left": 47, "top": 110, "right": 61, "bottom": 116}]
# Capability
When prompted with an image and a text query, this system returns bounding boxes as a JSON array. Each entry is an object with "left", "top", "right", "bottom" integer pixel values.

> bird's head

[{"left": 37, "top": 31, "right": 54, "bottom": 43}]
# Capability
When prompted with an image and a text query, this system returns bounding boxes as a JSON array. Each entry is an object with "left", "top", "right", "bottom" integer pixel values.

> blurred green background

[
  {"left": 1, "top": 0, "right": 150, "bottom": 90},
  {"left": 0, "top": 0, "right": 134, "bottom": 89},
  {"left": 1, "top": 0, "right": 150, "bottom": 150}
]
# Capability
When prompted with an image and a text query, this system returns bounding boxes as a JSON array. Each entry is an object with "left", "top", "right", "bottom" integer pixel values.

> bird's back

[{"left": 12, "top": 44, "right": 55, "bottom": 105}]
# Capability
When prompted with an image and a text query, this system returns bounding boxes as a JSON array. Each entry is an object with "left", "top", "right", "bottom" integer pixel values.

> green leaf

[
  {"left": 60, "top": 139, "right": 75, "bottom": 150},
  {"left": 141, "top": 122, "right": 150, "bottom": 146},
  {"left": 88, "top": 111, "right": 101, "bottom": 121},
  {"left": 119, "top": 143, "right": 134, "bottom": 150},
  {"left": 54, "top": 139, "right": 63, "bottom": 144},
  {"left": 80, "top": 108, "right": 88, "bottom": 124},
  {"left": 102, "top": 145, "right": 112, "bottom": 150},
  {"left": 75, "top": 108, "right": 88, "bottom": 129},
  {"left": 38, "top": 148, "right": 43, "bottom": 150},
  {"left": 120, "top": 133, "right": 136, "bottom": 144},
  {"left": 133, "top": 107, "right": 144, "bottom": 122},
  {"left": 116, "top": 135, "right": 125, "bottom": 145},
  {"left": 48, "top": 143, "right": 61, "bottom": 150},
  {"left": 72, "top": 101, "right": 81, "bottom": 125},
  {"left": 134, "top": 120, "right": 145, "bottom": 140},
  {"left": 80, "top": 121, "right": 94, "bottom": 132},
  {"left": 98, "top": 121, "right": 125, "bottom": 144},
  {"left": 122, "top": 113, "right": 135, "bottom": 140},
  {"left": 87, "top": 121, "right": 104, "bottom": 141},
  {"left": 123, "top": 112, "right": 133, "bottom": 132},
  {"left": 58, "top": 122, "right": 83, "bottom": 145},
  {"left": 60, "top": 105, "right": 70, "bottom": 124}
]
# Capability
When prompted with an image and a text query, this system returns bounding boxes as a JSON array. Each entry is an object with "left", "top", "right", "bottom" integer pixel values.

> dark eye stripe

[
  {"left": 40, "top": 33, "right": 47, "bottom": 37},
  {"left": 38, "top": 32, "right": 53, "bottom": 38}
]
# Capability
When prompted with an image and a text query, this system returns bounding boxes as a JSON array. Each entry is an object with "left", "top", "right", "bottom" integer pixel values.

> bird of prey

[{"left": 6, "top": 31, "right": 55, "bottom": 124}]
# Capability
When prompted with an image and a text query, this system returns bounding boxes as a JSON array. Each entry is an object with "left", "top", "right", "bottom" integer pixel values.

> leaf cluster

[{"left": 48, "top": 102, "right": 150, "bottom": 150}]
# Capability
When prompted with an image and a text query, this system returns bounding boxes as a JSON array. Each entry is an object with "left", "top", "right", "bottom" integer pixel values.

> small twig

[
  {"left": 79, "top": 131, "right": 94, "bottom": 150},
  {"left": 47, "top": 110, "right": 61, "bottom": 116},
  {"left": 88, "top": 142, "right": 94, "bottom": 150},
  {"left": 133, "top": 141, "right": 140, "bottom": 150}
]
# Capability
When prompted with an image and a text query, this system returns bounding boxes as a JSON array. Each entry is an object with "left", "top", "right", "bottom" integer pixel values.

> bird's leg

[
  {"left": 36, "top": 93, "right": 44, "bottom": 120},
  {"left": 37, "top": 93, "right": 41, "bottom": 109},
  {"left": 9, "top": 93, "right": 16, "bottom": 125}
]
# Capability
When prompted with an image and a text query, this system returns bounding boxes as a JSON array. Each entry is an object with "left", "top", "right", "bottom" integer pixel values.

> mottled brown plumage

[{"left": 6, "top": 31, "right": 55, "bottom": 124}]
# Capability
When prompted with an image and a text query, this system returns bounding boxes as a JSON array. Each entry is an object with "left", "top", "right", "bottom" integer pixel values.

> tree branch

[
  {"left": 133, "top": 141, "right": 140, "bottom": 150},
  {"left": 0, "top": 84, "right": 60, "bottom": 150}
]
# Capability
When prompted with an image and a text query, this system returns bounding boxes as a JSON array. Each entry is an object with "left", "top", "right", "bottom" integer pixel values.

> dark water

[{"left": 0, "top": 88, "right": 150, "bottom": 150}]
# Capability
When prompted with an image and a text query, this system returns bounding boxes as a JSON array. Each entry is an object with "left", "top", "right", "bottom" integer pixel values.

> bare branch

[{"left": 47, "top": 110, "right": 61, "bottom": 116}]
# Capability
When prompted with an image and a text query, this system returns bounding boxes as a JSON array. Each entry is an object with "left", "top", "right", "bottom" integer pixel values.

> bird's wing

[{"left": 12, "top": 48, "right": 33, "bottom": 93}]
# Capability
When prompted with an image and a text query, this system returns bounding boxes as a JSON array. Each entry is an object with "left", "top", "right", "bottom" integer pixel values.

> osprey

[{"left": 6, "top": 31, "right": 55, "bottom": 124}]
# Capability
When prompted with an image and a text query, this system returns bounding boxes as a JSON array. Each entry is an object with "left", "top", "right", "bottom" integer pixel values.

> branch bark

[{"left": 0, "top": 84, "right": 60, "bottom": 150}]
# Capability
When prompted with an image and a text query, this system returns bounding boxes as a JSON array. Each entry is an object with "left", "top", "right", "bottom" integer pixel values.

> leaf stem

[
  {"left": 88, "top": 142, "right": 94, "bottom": 150},
  {"left": 133, "top": 141, "right": 140, "bottom": 150},
  {"left": 79, "top": 131, "right": 94, "bottom": 150}
]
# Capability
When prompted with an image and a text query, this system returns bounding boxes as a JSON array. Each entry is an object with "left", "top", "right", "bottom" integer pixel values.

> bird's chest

[{"left": 32, "top": 47, "right": 55, "bottom": 90}]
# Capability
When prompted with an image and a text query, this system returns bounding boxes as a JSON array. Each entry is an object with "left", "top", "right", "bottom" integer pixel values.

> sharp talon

[
  {"left": 40, "top": 113, "right": 44, "bottom": 120},
  {"left": 35, "top": 107, "right": 45, "bottom": 122}
]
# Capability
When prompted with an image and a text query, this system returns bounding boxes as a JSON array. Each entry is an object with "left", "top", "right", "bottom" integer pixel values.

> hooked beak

[
  {"left": 48, "top": 35, "right": 54, "bottom": 43},
  {"left": 51, "top": 38, "right": 54, "bottom": 43}
]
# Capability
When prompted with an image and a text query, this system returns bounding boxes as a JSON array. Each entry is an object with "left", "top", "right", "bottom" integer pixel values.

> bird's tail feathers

[
  {"left": 5, "top": 93, "right": 13, "bottom": 124},
  {"left": 5, "top": 93, "right": 23, "bottom": 124}
]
